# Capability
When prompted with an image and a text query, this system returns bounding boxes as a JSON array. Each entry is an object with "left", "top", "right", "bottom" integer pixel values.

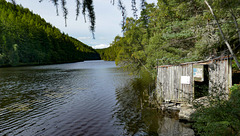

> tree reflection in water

[{"left": 113, "top": 77, "right": 194, "bottom": 136}]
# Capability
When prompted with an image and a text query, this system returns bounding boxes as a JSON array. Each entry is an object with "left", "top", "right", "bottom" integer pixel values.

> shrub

[{"left": 192, "top": 84, "right": 240, "bottom": 136}]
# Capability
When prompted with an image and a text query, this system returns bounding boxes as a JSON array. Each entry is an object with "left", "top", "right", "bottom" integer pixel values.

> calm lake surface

[{"left": 0, "top": 61, "right": 194, "bottom": 136}]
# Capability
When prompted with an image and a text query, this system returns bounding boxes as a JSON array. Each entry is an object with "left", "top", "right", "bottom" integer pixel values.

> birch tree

[{"left": 205, "top": 0, "right": 240, "bottom": 69}]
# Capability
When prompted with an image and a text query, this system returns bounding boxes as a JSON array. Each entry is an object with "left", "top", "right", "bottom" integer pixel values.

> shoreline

[{"left": 0, "top": 59, "right": 103, "bottom": 68}]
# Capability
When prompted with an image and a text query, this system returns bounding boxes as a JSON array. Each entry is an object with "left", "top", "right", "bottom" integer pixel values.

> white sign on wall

[{"left": 181, "top": 76, "right": 191, "bottom": 84}]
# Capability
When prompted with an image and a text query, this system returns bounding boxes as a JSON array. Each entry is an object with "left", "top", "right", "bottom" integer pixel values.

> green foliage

[
  {"left": 0, "top": 0, "right": 100, "bottom": 67},
  {"left": 192, "top": 84, "right": 240, "bottom": 136},
  {"left": 96, "top": 35, "right": 122, "bottom": 61},
  {"left": 232, "top": 56, "right": 240, "bottom": 72},
  {"left": 99, "top": 0, "right": 240, "bottom": 78}
]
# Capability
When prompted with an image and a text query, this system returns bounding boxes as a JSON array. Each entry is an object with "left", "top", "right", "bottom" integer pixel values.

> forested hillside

[
  {"left": 98, "top": 0, "right": 240, "bottom": 75},
  {"left": 0, "top": 0, "right": 100, "bottom": 67}
]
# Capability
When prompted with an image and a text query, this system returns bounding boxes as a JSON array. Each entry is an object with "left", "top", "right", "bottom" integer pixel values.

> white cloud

[
  {"left": 77, "top": 37, "right": 91, "bottom": 40},
  {"left": 92, "top": 44, "right": 110, "bottom": 49}
]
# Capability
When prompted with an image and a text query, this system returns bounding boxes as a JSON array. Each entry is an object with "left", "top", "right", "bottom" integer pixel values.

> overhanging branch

[{"left": 205, "top": 0, "right": 240, "bottom": 69}]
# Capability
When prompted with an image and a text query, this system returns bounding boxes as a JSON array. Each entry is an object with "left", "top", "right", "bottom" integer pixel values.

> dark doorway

[
  {"left": 194, "top": 65, "right": 209, "bottom": 99},
  {"left": 232, "top": 72, "right": 240, "bottom": 84}
]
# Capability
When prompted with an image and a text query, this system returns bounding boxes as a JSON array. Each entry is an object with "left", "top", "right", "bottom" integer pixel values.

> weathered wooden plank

[
  {"left": 174, "top": 66, "right": 178, "bottom": 101},
  {"left": 184, "top": 65, "right": 187, "bottom": 101},
  {"left": 180, "top": 66, "right": 183, "bottom": 102},
  {"left": 161, "top": 68, "right": 165, "bottom": 100},
  {"left": 170, "top": 67, "right": 172, "bottom": 100},
  {"left": 223, "top": 60, "right": 226, "bottom": 92},
  {"left": 161, "top": 68, "right": 164, "bottom": 100},
  {"left": 221, "top": 61, "right": 225, "bottom": 91},
  {"left": 165, "top": 68, "right": 168, "bottom": 101},
  {"left": 171, "top": 67, "right": 174, "bottom": 101},
  {"left": 177, "top": 66, "right": 181, "bottom": 101},
  {"left": 185, "top": 65, "right": 189, "bottom": 101},
  {"left": 228, "top": 59, "right": 232, "bottom": 92},
  {"left": 188, "top": 64, "right": 193, "bottom": 102},
  {"left": 164, "top": 68, "right": 166, "bottom": 100},
  {"left": 160, "top": 67, "right": 163, "bottom": 101},
  {"left": 176, "top": 66, "right": 179, "bottom": 101},
  {"left": 219, "top": 60, "right": 225, "bottom": 92},
  {"left": 156, "top": 67, "right": 161, "bottom": 101},
  {"left": 168, "top": 67, "right": 170, "bottom": 101}
]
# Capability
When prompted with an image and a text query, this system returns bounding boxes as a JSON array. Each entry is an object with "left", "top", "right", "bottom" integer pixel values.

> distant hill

[{"left": 0, "top": 0, "right": 100, "bottom": 67}]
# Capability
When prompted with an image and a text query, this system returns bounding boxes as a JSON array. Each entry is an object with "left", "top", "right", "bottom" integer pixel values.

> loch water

[{"left": 0, "top": 61, "right": 194, "bottom": 136}]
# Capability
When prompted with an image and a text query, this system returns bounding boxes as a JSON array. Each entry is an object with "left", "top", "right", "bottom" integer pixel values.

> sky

[{"left": 7, "top": 0, "right": 156, "bottom": 49}]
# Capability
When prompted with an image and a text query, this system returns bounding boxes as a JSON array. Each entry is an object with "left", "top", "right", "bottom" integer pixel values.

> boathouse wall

[{"left": 156, "top": 57, "right": 232, "bottom": 103}]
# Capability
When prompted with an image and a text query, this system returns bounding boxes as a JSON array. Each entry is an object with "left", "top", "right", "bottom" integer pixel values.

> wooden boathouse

[{"left": 156, "top": 56, "right": 232, "bottom": 103}]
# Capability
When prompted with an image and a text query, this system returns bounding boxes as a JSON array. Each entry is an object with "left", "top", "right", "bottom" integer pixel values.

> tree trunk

[{"left": 204, "top": 0, "right": 240, "bottom": 70}]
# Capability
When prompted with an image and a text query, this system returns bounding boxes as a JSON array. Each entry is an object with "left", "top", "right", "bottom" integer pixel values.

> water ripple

[{"left": 0, "top": 61, "right": 194, "bottom": 136}]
